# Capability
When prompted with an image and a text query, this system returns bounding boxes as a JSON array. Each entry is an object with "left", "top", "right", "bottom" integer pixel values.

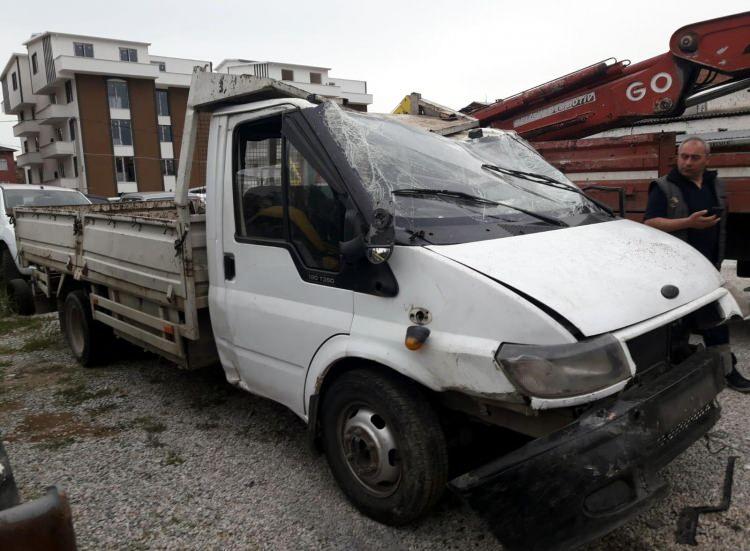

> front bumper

[{"left": 449, "top": 349, "right": 725, "bottom": 551}]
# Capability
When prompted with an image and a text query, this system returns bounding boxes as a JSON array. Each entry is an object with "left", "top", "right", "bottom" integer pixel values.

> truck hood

[{"left": 427, "top": 219, "right": 722, "bottom": 337}]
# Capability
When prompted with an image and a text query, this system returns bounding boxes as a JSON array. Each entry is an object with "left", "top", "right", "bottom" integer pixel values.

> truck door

[{"left": 215, "top": 111, "right": 354, "bottom": 415}]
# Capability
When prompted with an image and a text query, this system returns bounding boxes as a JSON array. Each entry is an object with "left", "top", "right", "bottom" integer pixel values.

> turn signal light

[{"left": 405, "top": 325, "right": 430, "bottom": 351}]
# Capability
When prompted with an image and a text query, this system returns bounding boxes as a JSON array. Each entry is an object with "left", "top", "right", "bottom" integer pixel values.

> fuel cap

[{"left": 661, "top": 284, "right": 679, "bottom": 299}]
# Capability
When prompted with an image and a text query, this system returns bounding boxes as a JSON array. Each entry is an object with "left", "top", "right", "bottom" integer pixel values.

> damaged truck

[{"left": 12, "top": 72, "right": 743, "bottom": 549}]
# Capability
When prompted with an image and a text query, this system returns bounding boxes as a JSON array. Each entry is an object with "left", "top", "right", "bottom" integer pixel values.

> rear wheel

[
  {"left": 61, "top": 290, "right": 113, "bottom": 367},
  {"left": 6, "top": 278, "right": 34, "bottom": 316},
  {"left": 321, "top": 368, "right": 448, "bottom": 526}
]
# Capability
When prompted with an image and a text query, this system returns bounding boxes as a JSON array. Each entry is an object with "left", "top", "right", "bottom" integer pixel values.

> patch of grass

[
  {"left": 162, "top": 449, "right": 184, "bottom": 466},
  {"left": 145, "top": 433, "right": 165, "bottom": 448},
  {"left": 0, "top": 360, "right": 11, "bottom": 368},
  {"left": 33, "top": 436, "right": 76, "bottom": 451},
  {"left": 19, "top": 331, "right": 60, "bottom": 353},
  {"left": 85, "top": 403, "right": 119, "bottom": 417},
  {"left": 0, "top": 316, "right": 45, "bottom": 335},
  {"left": 54, "top": 384, "right": 114, "bottom": 406},
  {"left": 196, "top": 421, "right": 219, "bottom": 430},
  {"left": 0, "top": 344, "right": 17, "bottom": 355},
  {"left": 191, "top": 392, "right": 229, "bottom": 410},
  {"left": 133, "top": 416, "right": 166, "bottom": 434}
]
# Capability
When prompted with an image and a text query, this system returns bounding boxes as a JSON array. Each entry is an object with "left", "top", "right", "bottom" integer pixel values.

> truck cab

[{"left": 202, "top": 91, "right": 741, "bottom": 547}]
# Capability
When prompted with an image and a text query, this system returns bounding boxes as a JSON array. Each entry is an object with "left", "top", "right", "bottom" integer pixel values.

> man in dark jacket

[{"left": 644, "top": 136, "right": 750, "bottom": 392}]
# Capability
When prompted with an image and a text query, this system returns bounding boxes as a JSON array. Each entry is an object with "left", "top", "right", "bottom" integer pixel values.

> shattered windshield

[{"left": 322, "top": 103, "right": 595, "bottom": 227}]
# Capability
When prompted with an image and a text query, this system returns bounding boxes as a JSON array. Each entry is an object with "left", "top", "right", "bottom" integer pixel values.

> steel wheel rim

[{"left": 338, "top": 403, "right": 401, "bottom": 497}]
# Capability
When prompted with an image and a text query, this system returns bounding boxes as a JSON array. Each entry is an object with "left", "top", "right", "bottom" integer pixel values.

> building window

[
  {"left": 155, "top": 90, "right": 169, "bottom": 117},
  {"left": 58, "top": 161, "right": 66, "bottom": 178},
  {"left": 111, "top": 119, "right": 133, "bottom": 146},
  {"left": 151, "top": 61, "right": 166, "bottom": 72},
  {"left": 69, "top": 119, "right": 76, "bottom": 141},
  {"left": 65, "top": 81, "right": 73, "bottom": 103},
  {"left": 19, "top": 111, "right": 24, "bottom": 121},
  {"left": 107, "top": 80, "right": 129, "bottom": 109},
  {"left": 281, "top": 69, "right": 294, "bottom": 81},
  {"left": 0, "top": 159, "right": 7, "bottom": 171},
  {"left": 119, "top": 48, "right": 138, "bottom": 63},
  {"left": 161, "top": 159, "right": 176, "bottom": 176},
  {"left": 50, "top": 94, "right": 57, "bottom": 105},
  {"left": 31, "top": 53, "right": 38, "bottom": 74},
  {"left": 115, "top": 156, "right": 136, "bottom": 182},
  {"left": 310, "top": 72, "right": 322, "bottom": 85},
  {"left": 74, "top": 42, "right": 94, "bottom": 58},
  {"left": 73, "top": 156, "right": 78, "bottom": 178},
  {"left": 55, "top": 127, "right": 64, "bottom": 141},
  {"left": 11, "top": 72, "right": 17, "bottom": 91},
  {"left": 23, "top": 141, "right": 28, "bottom": 154},
  {"left": 158, "top": 125, "right": 172, "bottom": 143}
]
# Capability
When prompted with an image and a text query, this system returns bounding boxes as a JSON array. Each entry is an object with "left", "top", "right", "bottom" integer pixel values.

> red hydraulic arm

[{"left": 471, "top": 12, "right": 750, "bottom": 140}]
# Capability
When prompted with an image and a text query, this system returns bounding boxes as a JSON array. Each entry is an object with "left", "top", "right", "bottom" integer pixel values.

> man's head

[{"left": 677, "top": 137, "right": 710, "bottom": 181}]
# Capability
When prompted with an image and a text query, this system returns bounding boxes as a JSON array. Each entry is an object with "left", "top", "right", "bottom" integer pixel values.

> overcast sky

[{"left": 1, "top": 0, "right": 748, "bottom": 152}]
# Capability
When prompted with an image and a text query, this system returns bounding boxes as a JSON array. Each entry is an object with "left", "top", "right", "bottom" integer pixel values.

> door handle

[{"left": 224, "top": 253, "right": 235, "bottom": 280}]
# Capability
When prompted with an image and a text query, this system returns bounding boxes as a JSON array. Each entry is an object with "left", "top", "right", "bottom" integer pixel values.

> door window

[
  {"left": 287, "top": 143, "right": 343, "bottom": 271},
  {"left": 234, "top": 119, "right": 284, "bottom": 240},
  {"left": 233, "top": 117, "right": 345, "bottom": 273}
]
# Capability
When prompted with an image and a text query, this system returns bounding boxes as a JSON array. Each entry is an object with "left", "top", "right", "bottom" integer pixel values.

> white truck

[{"left": 13, "top": 72, "right": 742, "bottom": 550}]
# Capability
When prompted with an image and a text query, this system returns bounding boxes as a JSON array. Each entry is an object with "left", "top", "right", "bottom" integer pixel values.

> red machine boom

[{"left": 471, "top": 12, "right": 750, "bottom": 140}]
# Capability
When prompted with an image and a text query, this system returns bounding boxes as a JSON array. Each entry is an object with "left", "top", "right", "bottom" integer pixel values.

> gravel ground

[{"left": 0, "top": 264, "right": 749, "bottom": 550}]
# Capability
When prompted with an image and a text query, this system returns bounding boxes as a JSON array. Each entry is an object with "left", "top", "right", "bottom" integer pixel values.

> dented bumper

[{"left": 449, "top": 349, "right": 725, "bottom": 551}]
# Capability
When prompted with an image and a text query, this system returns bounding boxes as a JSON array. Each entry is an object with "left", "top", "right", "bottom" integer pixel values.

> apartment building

[
  {"left": 216, "top": 59, "right": 372, "bottom": 112},
  {"left": 0, "top": 145, "right": 17, "bottom": 182},
  {"left": 1, "top": 33, "right": 209, "bottom": 195}
]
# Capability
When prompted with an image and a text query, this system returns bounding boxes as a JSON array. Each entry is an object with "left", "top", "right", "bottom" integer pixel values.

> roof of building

[
  {"left": 1, "top": 53, "right": 27, "bottom": 79},
  {"left": 216, "top": 58, "right": 331, "bottom": 72},
  {"left": 0, "top": 146, "right": 17, "bottom": 153},
  {"left": 23, "top": 31, "right": 150, "bottom": 47}
]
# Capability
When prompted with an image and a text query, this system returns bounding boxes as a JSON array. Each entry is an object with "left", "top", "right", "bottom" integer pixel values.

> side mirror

[{"left": 364, "top": 208, "right": 394, "bottom": 264}]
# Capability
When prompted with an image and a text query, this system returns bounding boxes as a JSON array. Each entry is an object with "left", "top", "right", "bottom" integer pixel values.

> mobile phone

[{"left": 708, "top": 206, "right": 725, "bottom": 217}]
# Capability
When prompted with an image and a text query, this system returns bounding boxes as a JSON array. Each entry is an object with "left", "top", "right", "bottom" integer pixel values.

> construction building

[
  {"left": 0, "top": 145, "right": 17, "bottom": 183},
  {"left": 1, "top": 32, "right": 209, "bottom": 195},
  {"left": 216, "top": 59, "right": 372, "bottom": 112}
]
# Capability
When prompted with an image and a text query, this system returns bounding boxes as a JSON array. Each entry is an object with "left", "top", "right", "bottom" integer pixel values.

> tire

[
  {"left": 6, "top": 278, "right": 34, "bottom": 316},
  {"left": 1, "top": 248, "right": 22, "bottom": 283},
  {"left": 320, "top": 368, "right": 448, "bottom": 526},
  {"left": 61, "top": 290, "right": 113, "bottom": 367}
]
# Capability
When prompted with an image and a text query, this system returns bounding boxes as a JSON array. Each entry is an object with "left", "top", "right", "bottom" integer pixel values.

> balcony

[
  {"left": 16, "top": 151, "right": 43, "bottom": 167},
  {"left": 37, "top": 103, "right": 75, "bottom": 125},
  {"left": 13, "top": 120, "right": 41, "bottom": 138},
  {"left": 40, "top": 141, "right": 75, "bottom": 159},
  {"left": 42, "top": 177, "right": 79, "bottom": 189},
  {"left": 57, "top": 55, "right": 160, "bottom": 80}
]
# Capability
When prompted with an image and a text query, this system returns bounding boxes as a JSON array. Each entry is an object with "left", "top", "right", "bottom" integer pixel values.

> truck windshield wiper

[
  {"left": 391, "top": 188, "right": 567, "bottom": 227},
  {"left": 481, "top": 164, "right": 613, "bottom": 216}
]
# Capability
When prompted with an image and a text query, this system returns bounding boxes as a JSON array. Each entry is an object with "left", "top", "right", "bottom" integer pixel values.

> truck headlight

[{"left": 495, "top": 334, "right": 632, "bottom": 399}]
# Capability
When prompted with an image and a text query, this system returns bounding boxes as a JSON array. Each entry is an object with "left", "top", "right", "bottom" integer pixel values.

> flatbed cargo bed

[{"left": 14, "top": 199, "right": 216, "bottom": 368}]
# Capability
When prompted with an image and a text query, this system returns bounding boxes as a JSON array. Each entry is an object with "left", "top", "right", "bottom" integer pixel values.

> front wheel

[{"left": 320, "top": 368, "right": 448, "bottom": 526}]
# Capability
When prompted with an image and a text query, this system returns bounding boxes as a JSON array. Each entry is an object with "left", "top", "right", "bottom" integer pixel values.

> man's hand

[
  {"left": 686, "top": 210, "right": 720, "bottom": 229},
  {"left": 644, "top": 210, "right": 720, "bottom": 233}
]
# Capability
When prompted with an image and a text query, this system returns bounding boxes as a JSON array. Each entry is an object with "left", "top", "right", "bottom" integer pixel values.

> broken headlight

[{"left": 495, "top": 334, "right": 632, "bottom": 399}]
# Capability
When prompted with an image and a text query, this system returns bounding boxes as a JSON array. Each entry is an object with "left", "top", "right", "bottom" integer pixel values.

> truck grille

[
  {"left": 627, "top": 324, "right": 671, "bottom": 373},
  {"left": 656, "top": 402, "right": 713, "bottom": 448}
]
